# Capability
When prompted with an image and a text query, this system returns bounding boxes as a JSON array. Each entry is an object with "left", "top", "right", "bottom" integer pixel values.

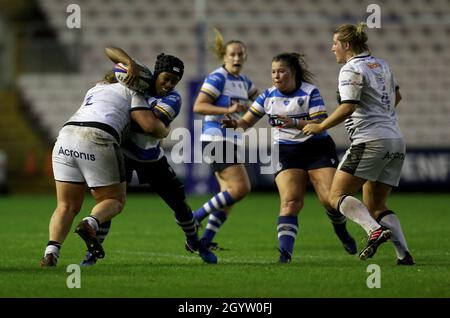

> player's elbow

[
  {"left": 193, "top": 102, "right": 203, "bottom": 114},
  {"left": 340, "top": 103, "right": 357, "bottom": 116}
]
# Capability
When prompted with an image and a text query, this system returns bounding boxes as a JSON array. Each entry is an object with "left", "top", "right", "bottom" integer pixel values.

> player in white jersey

[
  {"left": 192, "top": 28, "right": 259, "bottom": 249},
  {"left": 78, "top": 47, "right": 217, "bottom": 265},
  {"left": 303, "top": 23, "right": 414, "bottom": 264},
  {"left": 40, "top": 67, "right": 170, "bottom": 267},
  {"left": 222, "top": 52, "right": 356, "bottom": 263}
]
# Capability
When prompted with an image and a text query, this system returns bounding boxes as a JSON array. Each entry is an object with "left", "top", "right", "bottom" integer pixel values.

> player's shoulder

[
  {"left": 340, "top": 60, "right": 359, "bottom": 73},
  {"left": 372, "top": 56, "right": 391, "bottom": 69},
  {"left": 339, "top": 60, "right": 363, "bottom": 80},
  {"left": 299, "top": 82, "right": 319, "bottom": 95},
  {"left": 95, "top": 82, "right": 132, "bottom": 96},
  {"left": 207, "top": 67, "right": 227, "bottom": 80},
  {"left": 166, "top": 89, "right": 181, "bottom": 99},
  {"left": 162, "top": 90, "right": 182, "bottom": 105},
  {"left": 260, "top": 86, "right": 277, "bottom": 98}
]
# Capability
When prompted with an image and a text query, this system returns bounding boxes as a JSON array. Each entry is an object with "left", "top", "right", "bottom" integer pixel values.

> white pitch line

[{"left": 115, "top": 249, "right": 273, "bottom": 264}]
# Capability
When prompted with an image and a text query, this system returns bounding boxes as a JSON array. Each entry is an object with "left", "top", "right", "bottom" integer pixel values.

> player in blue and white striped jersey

[
  {"left": 303, "top": 23, "right": 413, "bottom": 264},
  {"left": 192, "top": 29, "right": 259, "bottom": 249},
  {"left": 80, "top": 48, "right": 217, "bottom": 266},
  {"left": 223, "top": 53, "right": 356, "bottom": 263}
]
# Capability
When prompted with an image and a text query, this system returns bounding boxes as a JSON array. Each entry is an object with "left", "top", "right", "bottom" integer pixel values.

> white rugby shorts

[
  {"left": 338, "top": 138, "right": 406, "bottom": 187},
  {"left": 52, "top": 125, "right": 125, "bottom": 187}
]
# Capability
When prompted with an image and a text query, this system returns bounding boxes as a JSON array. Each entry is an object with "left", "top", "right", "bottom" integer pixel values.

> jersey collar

[{"left": 347, "top": 51, "right": 371, "bottom": 63}]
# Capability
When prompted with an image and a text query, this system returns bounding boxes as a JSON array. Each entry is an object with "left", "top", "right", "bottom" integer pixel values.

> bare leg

[
  {"left": 274, "top": 169, "right": 307, "bottom": 263},
  {"left": 309, "top": 167, "right": 356, "bottom": 254},
  {"left": 49, "top": 181, "right": 86, "bottom": 244}
]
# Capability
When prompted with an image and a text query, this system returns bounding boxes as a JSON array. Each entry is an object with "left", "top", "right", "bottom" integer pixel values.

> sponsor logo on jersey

[
  {"left": 366, "top": 62, "right": 381, "bottom": 69},
  {"left": 340, "top": 79, "right": 362, "bottom": 86},
  {"left": 383, "top": 151, "right": 405, "bottom": 160},
  {"left": 58, "top": 147, "right": 96, "bottom": 161}
]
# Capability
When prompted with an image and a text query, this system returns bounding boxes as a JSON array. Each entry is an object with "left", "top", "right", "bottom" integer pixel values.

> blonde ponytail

[
  {"left": 213, "top": 27, "right": 225, "bottom": 60},
  {"left": 355, "top": 22, "right": 368, "bottom": 44},
  {"left": 334, "top": 22, "right": 369, "bottom": 54},
  {"left": 211, "top": 27, "right": 247, "bottom": 62}
]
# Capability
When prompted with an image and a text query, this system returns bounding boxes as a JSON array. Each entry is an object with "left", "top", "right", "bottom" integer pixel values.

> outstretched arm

[
  {"left": 221, "top": 111, "right": 260, "bottom": 131},
  {"left": 303, "top": 103, "right": 356, "bottom": 135}
]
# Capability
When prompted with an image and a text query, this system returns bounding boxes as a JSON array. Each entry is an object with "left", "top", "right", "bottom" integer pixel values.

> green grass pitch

[{"left": 0, "top": 193, "right": 449, "bottom": 298}]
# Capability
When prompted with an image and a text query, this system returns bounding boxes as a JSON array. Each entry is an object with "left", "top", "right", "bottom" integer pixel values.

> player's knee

[
  {"left": 115, "top": 197, "right": 126, "bottom": 213},
  {"left": 280, "top": 199, "right": 303, "bottom": 215},
  {"left": 56, "top": 202, "right": 81, "bottom": 216}
]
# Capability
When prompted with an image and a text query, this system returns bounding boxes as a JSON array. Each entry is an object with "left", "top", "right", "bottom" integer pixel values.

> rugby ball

[{"left": 113, "top": 62, "right": 153, "bottom": 94}]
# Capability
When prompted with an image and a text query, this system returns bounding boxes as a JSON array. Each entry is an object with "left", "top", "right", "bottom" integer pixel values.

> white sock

[
  {"left": 83, "top": 216, "right": 99, "bottom": 232},
  {"left": 44, "top": 245, "right": 60, "bottom": 258},
  {"left": 379, "top": 213, "right": 409, "bottom": 259},
  {"left": 338, "top": 196, "right": 380, "bottom": 235}
]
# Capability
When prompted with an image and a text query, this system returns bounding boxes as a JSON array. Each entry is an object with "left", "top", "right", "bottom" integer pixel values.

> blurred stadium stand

[{"left": 1, "top": 0, "right": 450, "bottom": 193}]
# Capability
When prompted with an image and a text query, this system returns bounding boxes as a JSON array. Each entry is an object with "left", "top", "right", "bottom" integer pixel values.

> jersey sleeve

[
  {"left": 152, "top": 91, "right": 182, "bottom": 126},
  {"left": 248, "top": 90, "right": 267, "bottom": 118},
  {"left": 338, "top": 64, "right": 363, "bottom": 104},
  {"left": 308, "top": 88, "right": 328, "bottom": 120},
  {"left": 130, "top": 90, "right": 150, "bottom": 110},
  {"left": 199, "top": 72, "right": 226, "bottom": 101}
]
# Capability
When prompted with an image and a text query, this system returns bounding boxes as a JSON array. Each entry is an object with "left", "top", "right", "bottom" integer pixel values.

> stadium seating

[{"left": 18, "top": 0, "right": 450, "bottom": 148}]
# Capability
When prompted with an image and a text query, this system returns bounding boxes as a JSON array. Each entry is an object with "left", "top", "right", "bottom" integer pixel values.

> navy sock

[
  {"left": 174, "top": 208, "right": 198, "bottom": 244},
  {"left": 194, "top": 191, "right": 235, "bottom": 222},
  {"left": 202, "top": 211, "right": 228, "bottom": 244},
  {"left": 277, "top": 216, "right": 298, "bottom": 255},
  {"left": 326, "top": 209, "right": 351, "bottom": 240},
  {"left": 96, "top": 221, "right": 111, "bottom": 244}
]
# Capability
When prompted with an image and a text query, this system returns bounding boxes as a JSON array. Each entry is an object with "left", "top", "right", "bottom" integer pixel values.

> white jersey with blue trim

[
  {"left": 122, "top": 90, "right": 182, "bottom": 162},
  {"left": 249, "top": 82, "right": 329, "bottom": 144},
  {"left": 199, "top": 66, "right": 257, "bottom": 142},
  {"left": 68, "top": 82, "right": 147, "bottom": 141},
  {"left": 338, "top": 52, "right": 403, "bottom": 144}
]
